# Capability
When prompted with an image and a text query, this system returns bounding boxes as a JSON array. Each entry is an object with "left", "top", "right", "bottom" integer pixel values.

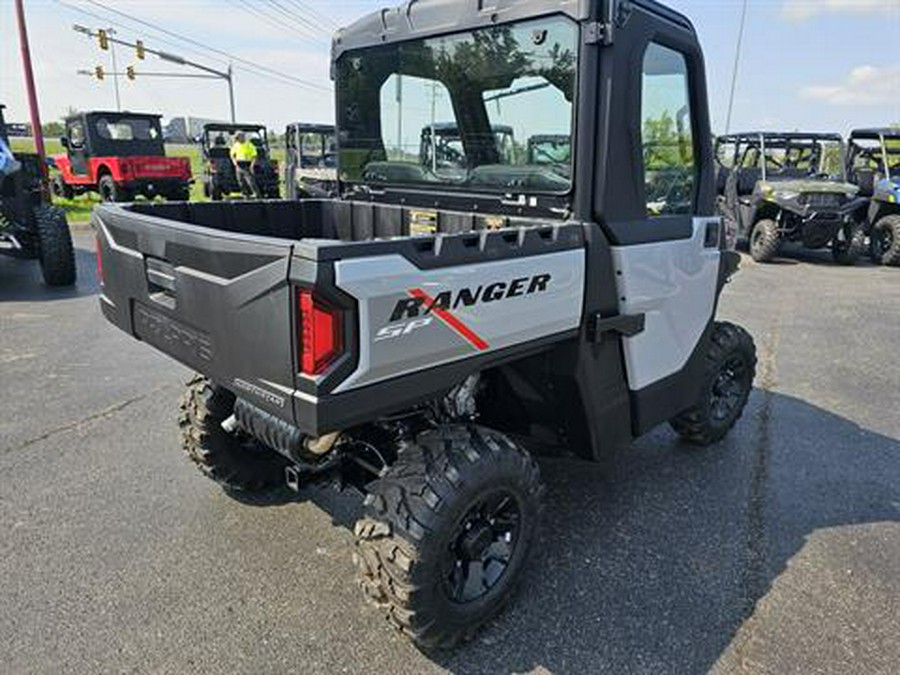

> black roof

[
  {"left": 333, "top": 0, "right": 695, "bottom": 59},
  {"left": 203, "top": 123, "right": 266, "bottom": 133},
  {"left": 719, "top": 132, "right": 843, "bottom": 143},
  {"left": 286, "top": 123, "right": 335, "bottom": 135},
  {"left": 71, "top": 111, "right": 162, "bottom": 121},
  {"left": 849, "top": 128, "right": 900, "bottom": 141},
  {"left": 424, "top": 122, "right": 514, "bottom": 134}
]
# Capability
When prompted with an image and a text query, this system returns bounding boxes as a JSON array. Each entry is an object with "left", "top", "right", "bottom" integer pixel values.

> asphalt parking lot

[{"left": 1, "top": 233, "right": 898, "bottom": 675}]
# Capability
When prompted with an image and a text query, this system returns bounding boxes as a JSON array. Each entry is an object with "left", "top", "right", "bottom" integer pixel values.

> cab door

[
  {"left": 66, "top": 119, "right": 89, "bottom": 177},
  {"left": 598, "top": 5, "right": 721, "bottom": 427}
]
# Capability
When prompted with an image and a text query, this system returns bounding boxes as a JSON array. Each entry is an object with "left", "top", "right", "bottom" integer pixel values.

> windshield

[
  {"left": 336, "top": 17, "right": 578, "bottom": 194},
  {"left": 739, "top": 137, "right": 845, "bottom": 180},
  {"left": 850, "top": 138, "right": 900, "bottom": 175}
]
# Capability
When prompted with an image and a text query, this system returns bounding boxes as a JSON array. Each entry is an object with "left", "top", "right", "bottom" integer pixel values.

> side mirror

[{"left": 60, "top": 137, "right": 69, "bottom": 149}]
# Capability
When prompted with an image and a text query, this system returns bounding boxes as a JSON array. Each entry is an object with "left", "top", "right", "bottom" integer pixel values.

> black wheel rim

[
  {"left": 443, "top": 490, "right": 521, "bottom": 604},
  {"left": 709, "top": 356, "right": 750, "bottom": 423}
]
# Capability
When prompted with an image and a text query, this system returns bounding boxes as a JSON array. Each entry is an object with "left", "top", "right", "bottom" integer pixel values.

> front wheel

[
  {"left": 670, "top": 322, "right": 757, "bottom": 446},
  {"left": 749, "top": 219, "right": 780, "bottom": 263},
  {"left": 33, "top": 204, "right": 76, "bottom": 287},
  {"left": 51, "top": 175, "right": 74, "bottom": 201},
  {"left": 832, "top": 220, "right": 866, "bottom": 266},
  {"left": 870, "top": 215, "right": 900, "bottom": 266},
  {"left": 354, "top": 425, "right": 544, "bottom": 650}
]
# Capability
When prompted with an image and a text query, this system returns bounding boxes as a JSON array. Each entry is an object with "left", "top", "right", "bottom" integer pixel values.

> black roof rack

[
  {"left": 849, "top": 128, "right": 900, "bottom": 141},
  {"left": 719, "top": 131, "right": 843, "bottom": 143}
]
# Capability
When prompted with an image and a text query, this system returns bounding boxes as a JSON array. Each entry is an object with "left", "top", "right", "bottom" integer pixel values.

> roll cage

[
  {"left": 716, "top": 132, "right": 846, "bottom": 182},
  {"left": 848, "top": 128, "right": 900, "bottom": 182}
]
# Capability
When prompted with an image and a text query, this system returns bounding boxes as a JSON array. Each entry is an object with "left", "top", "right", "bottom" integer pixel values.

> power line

[
  {"left": 282, "top": 0, "right": 338, "bottom": 31},
  {"left": 725, "top": 0, "right": 749, "bottom": 134},
  {"left": 59, "top": 0, "right": 313, "bottom": 91},
  {"left": 79, "top": 0, "right": 330, "bottom": 92},
  {"left": 233, "top": 0, "right": 323, "bottom": 46},
  {"left": 264, "top": 0, "right": 330, "bottom": 40}
]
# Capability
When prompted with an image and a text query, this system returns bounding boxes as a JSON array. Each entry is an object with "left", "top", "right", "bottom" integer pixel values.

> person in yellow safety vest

[{"left": 230, "top": 132, "right": 261, "bottom": 199}]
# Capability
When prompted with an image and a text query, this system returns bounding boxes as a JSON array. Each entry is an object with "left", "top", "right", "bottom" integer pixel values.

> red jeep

[{"left": 51, "top": 111, "right": 192, "bottom": 203}]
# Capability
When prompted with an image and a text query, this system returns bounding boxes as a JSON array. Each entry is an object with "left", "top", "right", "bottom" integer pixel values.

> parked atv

[
  {"left": 0, "top": 104, "right": 75, "bottom": 286},
  {"left": 200, "top": 123, "right": 280, "bottom": 201},
  {"left": 716, "top": 132, "right": 867, "bottom": 264},
  {"left": 95, "top": 0, "right": 755, "bottom": 649},
  {"left": 284, "top": 123, "right": 337, "bottom": 200},
  {"left": 847, "top": 128, "right": 900, "bottom": 266},
  {"left": 51, "top": 111, "right": 191, "bottom": 203}
]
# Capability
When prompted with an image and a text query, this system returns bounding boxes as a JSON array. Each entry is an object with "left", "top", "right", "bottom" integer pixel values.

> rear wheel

[
  {"left": 33, "top": 204, "right": 76, "bottom": 287},
  {"left": 832, "top": 220, "right": 866, "bottom": 266},
  {"left": 178, "top": 375, "right": 289, "bottom": 492},
  {"left": 670, "top": 322, "right": 756, "bottom": 446},
  {"left": 354, "top": 424, "right": 543, "bottom": 650},
  {"left": 870, "top": 215, "right": 900, "bottom": 266},
  {"left": 749, "top": 218, "right": 780, "bottom": 263},
  {"left": 98, "top": 175, "right": 130, "bottom": 203}
]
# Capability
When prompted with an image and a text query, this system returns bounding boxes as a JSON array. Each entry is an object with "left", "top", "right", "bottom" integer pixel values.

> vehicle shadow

[
  {"left": 0, "top": 242, "right": 98, "bottom": 302},
  {"left": 423, "top": 389, "right": 900, "bottom": 674},
  {"left": 288, "top": 388, "right": 898, "bottom": 674}
]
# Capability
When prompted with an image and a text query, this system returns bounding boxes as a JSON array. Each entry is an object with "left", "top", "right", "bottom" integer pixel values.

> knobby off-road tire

[
  {"left": 749, "top": 219, "right": 780, "bottom": 263},
  {"left": 870, "top": 215, "right": 900, "bottom": 266},
  {"left": 832, "top": 220, "right": 867, "bottom": 266},
  {"left": 51, "top": 175, "right": 74, "bottom": 200},
  {"left": 354, "top": 425, "right": 544, "bottom": 650},
  {"left": 670, "top": 322, "right": 757, "bottom": 446},
  {"left": 98, "top": 175, "right": 130, "bottom": 203},
  {"left": 33, "top": 204, "right": 76, "bottom": 287},
  {"left": 178, "top": 375, "right": 289, "bottom": 492}
]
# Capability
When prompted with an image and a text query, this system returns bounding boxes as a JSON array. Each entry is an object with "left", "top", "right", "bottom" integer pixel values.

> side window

[
  {"left": 68, "top": 122, "right": 85, "bottom": 148},
  {"left": 641, "top": 43, "right": 695, "bottom": 216}
]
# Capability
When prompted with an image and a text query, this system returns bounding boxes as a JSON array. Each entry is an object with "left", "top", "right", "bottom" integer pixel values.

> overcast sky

[{"left": 1, "top": 0, "right": 898, "bottom": 134}]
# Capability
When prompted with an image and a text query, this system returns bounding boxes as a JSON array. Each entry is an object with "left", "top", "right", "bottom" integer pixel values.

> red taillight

[
  {"left": 298, "top": 289, "right": 343, "bottom": 376},
  {"left": 95, "top": 236, "right": 104, "bottom": 285}
]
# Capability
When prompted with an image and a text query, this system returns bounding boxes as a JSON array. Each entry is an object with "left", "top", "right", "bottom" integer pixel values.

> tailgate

[{"left": 95, "top": 204, "right": 297, "bottom": 422}]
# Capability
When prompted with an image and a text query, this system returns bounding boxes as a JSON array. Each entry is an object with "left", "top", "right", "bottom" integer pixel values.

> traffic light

[
  {"left": 135, "top": 40, "right": 145, "bottom": 60},
  {"left": 95, "top": 65, "right": 105, "bottom": 81},
  {"left": 126, "top": 65, "right": 136, "bottom": 81},
  {"left": 98, "top": 28, "right": 109, "bottom": 51}
]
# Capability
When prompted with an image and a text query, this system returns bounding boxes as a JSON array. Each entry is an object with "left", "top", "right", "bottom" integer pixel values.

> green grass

[{"left": 9, "top": 139, "right": 288, "bottom": 224}]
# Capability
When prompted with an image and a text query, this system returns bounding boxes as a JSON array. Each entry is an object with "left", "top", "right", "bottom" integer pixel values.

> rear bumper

[{"left": 123, "top": 177, "right": 191, "bottom": 193}]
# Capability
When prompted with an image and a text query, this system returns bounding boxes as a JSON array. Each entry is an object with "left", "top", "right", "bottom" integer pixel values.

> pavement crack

[
  {"left": 2, "top": 385, "right": 168, "bottom": 455},
  {"left": 732, "top": 294, "right": 788, "bottom": 669}
]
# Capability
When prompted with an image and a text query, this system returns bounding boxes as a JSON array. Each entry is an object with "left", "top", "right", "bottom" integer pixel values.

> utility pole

[
  {"left": 108, "top": 28, "right": 122, "bottom": 111},
  {"left": 725, "top": 0, "right": 749, "bottom": 134},
  {"left": 14, "top": 0, "right": 46, "bottom": 170},
  {"left": 227, "top": 64, "right": 236, "bottom": 123}
]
